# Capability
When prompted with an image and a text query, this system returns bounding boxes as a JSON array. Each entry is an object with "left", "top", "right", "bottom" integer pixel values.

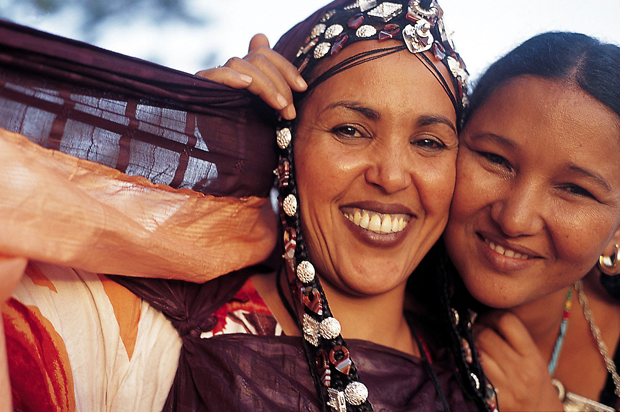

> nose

[
  {"left": 364, "top": 144, "right": 411, "bottom": 194},
  {"left": 490, "top": 181, "right": 545, "bottom": 237}
]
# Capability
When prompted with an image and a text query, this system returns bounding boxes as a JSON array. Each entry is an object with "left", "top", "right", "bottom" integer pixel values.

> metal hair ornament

[
  {"left": 275, "top": 119, "right": 371, "bottom": 411},
  {"left": 294, "top": 0, "right": 469, "bottom": 109}
]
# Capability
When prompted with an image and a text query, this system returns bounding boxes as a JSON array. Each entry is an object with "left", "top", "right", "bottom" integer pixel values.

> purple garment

[
  {"left": 114, "top": 272, "right": 477, "bottom": 412},
  {"left": 194, "top": 335, "right": 477, "bottom": 411},
  {"left": 0, "top": 20, "right": 277, "bottom": 198}
]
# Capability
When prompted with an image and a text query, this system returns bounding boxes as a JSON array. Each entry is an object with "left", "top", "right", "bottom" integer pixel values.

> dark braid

[
  {"left": 409, "top": 241, "right": 494, "bottom": 411},
  {"left": 441, "top": 264, "right": 495, "bottom": 411},
  {"left": 277, "top": 120, "right": 371, "bottom": 411}
]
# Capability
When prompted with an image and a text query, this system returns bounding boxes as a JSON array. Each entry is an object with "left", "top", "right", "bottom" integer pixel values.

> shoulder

[{"left": 4, "top": 261, "right": 181, "bottom": 412}]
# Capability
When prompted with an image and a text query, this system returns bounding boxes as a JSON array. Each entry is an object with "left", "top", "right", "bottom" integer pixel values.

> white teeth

[
  {"left": 360, "top": 212, "right": 370, "bottom": 229},
  {"left": 391, "top": 216, "right": 400, "bottom": 233},
  {"left": 343, "top": 208, "right": 409, "bottom": 234},
  {"left": 485, "top": 238, "right": 529, "bottom": 259},
  {"left": 369, "top": 214, "right": 382, "bottom": 232},
  {"left": 381, "top": 215, "right": 392, "bottom": 233},
  {"left": 353, "top": 210, "right": 362, "bottom": 225}
]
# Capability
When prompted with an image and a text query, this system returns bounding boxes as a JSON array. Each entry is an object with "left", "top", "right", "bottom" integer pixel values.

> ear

[{"left": 602, "top": 225, "right": 620, "bottom": 257}]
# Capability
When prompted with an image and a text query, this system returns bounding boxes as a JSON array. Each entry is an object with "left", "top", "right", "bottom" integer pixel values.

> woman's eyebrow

[
  {"left": 417, "top": 115, "right": 457, "bottom": 134},
  {"left": 323, "top": 101, "right": 381, "bottom": 121},
  {"left": 469, "top": 132, "right": 517, "bottom": 148},
  {"left": 568, "top": 164, "right": 613, "bottom": 192}
]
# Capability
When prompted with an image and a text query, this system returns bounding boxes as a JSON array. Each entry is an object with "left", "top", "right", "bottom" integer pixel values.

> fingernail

[
  {"left": 296, "top": 77, "right": 307, "bottom": 90},
  {"left": 281, "top": 105, "right": 296, "bottom": 120},
  {"left": 276, "top": 93, "right": 289, "bottom": 109},
  {"left": 239, "top": 74, "right": 252, "bottom": 85}
]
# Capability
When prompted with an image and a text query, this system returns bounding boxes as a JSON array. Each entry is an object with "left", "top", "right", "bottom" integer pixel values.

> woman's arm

[{"left": 0, "top": 255, "right": 27, "bottom": 412}]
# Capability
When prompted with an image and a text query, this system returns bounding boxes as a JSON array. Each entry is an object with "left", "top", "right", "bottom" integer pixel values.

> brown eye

[
  {"left": 478, "top": 151, "right": 512, "bottom": 171},
  {"left": 561, "top": 184, "right": 595, "bottom": 199},
  {"left": 416, "top": 138, "right": 445, "bottom": 149},
  {"left": 331, "top": 125, "right": 368, "bottom": 139},
  {"left": 412, "top": 137, "right": 446, "bottom": 152}
]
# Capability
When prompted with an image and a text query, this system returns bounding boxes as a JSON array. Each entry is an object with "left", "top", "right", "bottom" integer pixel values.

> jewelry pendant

[{"left": 327, "top": 388, "right": 347, "bottom": 412}]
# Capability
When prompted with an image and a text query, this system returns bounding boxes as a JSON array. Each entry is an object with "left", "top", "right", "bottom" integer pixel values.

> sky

[{"left": 4, "top": 0, "right": 620, "bottom": 83}]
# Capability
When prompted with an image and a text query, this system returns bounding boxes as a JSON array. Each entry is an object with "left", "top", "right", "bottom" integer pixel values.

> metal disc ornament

[{"left": 297, "top": 260, "right": 316, "bottom": 283}]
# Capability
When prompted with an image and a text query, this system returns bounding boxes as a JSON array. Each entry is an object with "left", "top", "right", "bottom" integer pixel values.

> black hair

[{"left": 464, "top": 31, "right": 620, "bottom": 125}]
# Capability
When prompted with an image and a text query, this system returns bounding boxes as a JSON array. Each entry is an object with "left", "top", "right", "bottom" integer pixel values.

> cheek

[
  {"left": 449, "top": 157, "right": 487, "bottom": 221},
  {"left": 417, "top": 156, "right": 457, "bottom": 216},
  {"left": 549, "top": 209, "right": 618, "bottom": 272}
]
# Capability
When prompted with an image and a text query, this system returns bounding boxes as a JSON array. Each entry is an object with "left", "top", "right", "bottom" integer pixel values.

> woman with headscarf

[{"left": 0, "top": 0, "right": 490, "bottom": 411}]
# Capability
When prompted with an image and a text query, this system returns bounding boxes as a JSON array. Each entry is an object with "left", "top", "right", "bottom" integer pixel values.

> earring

[{"left": 598, "top": 244, "right": 620, "bottom": 276}]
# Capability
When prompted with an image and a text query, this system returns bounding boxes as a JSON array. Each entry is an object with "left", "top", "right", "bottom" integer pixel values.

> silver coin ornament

[
  {"left": 314, "top": 42, "right": 331, "bottom": 59},
  {"left": 345, "top": 382, "right": 369, "bottom": 406},
  {"left": 319, "top": 317, "right": 341, "bottom": 340},
  {"left": 310, "top": 23, "right": 326, "bottom": 39},
  {"left": 296, "top": 260, "right": 316, "bottom": 283},
  {"left": 282, "top": 194, "right": 297, "bottom": 217},
  {"left": 302, "top": 313, "right": 320, "bottom": 347},
  {"left": 276, "top": 127, "right": 292, "bottom": 149},
  {"left": 367, "top": 2, "right": 403, "bottom": 22},
  {"left": 356, "top": 25, "right": 376, "bottom": 38},
  {"left": 325, "top": 24, "right": 344, "bottom": 39}
]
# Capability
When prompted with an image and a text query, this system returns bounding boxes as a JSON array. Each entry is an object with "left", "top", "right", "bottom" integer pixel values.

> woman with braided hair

[{"left": 0, "top": 0, "right": 490, "bottom": 411}]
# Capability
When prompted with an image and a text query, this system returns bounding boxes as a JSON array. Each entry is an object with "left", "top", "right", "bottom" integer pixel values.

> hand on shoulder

[{"left": 196, "top": 34, "right": 307, "bottom": 120}]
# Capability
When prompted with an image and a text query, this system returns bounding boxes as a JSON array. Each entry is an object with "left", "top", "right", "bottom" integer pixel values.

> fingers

[
  {"left": 225, "top": 54, "right": 299, "bottom": 119},
  {"left": 248, "top": 33, "right": 270, "bottom": 52},
  {"left": 196, "top": 66, "right": 253, "bottom": 89},
  {"left": 476, "top": 310, "right": 539, "bottom": 357},
  {"left": 197, "top": 33, "right": 308, "bottom": 120}
]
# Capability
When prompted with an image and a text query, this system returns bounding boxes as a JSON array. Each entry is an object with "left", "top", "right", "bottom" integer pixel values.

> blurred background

[{"left": 1, "top": 0, "right": 619, "bottom": 83}]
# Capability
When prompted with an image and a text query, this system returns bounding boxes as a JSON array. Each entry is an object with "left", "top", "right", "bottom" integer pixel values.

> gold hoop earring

[{"left": 598, "top": 244, "right": 620, "bottom": 276}]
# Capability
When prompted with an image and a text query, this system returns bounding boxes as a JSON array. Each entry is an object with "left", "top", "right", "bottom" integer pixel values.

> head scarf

[{"left": 274, "top": 0, "right": 468, "bottom": 119}]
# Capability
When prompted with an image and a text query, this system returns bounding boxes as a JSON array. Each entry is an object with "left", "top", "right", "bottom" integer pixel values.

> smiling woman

[
  {"left": 443, "top": 32, "right": 620, "bottom": 411},
  {"left": 0, "top": 0, "right": 492, "bottom": 411},
  {"left": 292, "top": 40, "right": 458, "bottom": 299}
]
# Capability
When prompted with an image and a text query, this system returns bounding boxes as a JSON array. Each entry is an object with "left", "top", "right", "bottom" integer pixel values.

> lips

[
  {"left": 484, "top": 238, "right": 530, "bottom": 260},
  {"left": 341, "top": 207, "right": 410, "bottom": 234}
]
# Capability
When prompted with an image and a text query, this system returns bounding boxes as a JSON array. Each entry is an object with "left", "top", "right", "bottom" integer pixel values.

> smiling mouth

[
  {"left": 342, "top": 208, "right": 410, "bottom": 234},
  {"left": 484, "top": 238, "right": 530, "bottom": 260}
]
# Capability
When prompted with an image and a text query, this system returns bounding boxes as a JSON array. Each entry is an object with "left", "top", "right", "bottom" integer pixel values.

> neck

[
  {"left": 510, "top": 285, "right": 574, "bottom": 359},
  {"left": 276, "top": 266, "right": 418, "bottom": 356},
  {"left": 319, "top": 278, "right": 417, "bottom": 355}
]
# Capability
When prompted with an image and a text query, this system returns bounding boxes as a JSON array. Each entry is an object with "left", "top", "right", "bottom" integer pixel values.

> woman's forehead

[{"left": 305, "top": 42, "right": 456, "bottom": 118}]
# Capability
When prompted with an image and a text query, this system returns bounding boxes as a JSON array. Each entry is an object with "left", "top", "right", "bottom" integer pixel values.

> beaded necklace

[{"left": 548, "top": 286, "right": 573, "bottom": 376}]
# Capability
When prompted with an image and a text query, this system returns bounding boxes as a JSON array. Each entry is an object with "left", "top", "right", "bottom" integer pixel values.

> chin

[{"left": 462, "top": 276, "right": 518, "bottom": 310}]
